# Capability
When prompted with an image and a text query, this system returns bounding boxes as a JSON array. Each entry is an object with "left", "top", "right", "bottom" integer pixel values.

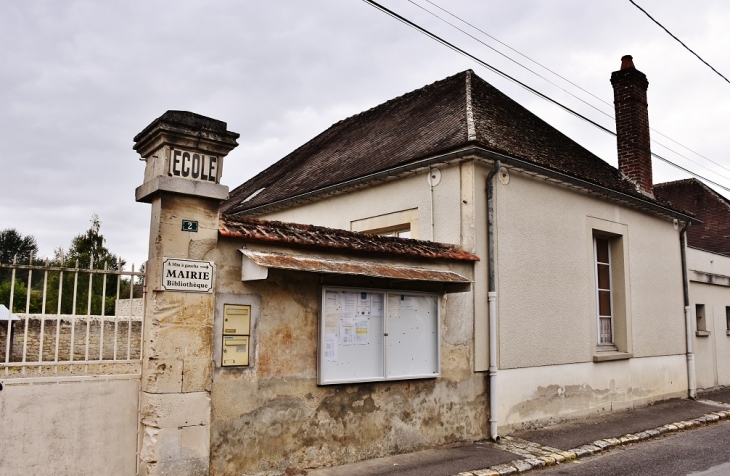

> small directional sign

[
  {"left": 161, "top": 258, "right": 214, "bottom": 293},
  {"left": 182, "top": 220, "right": 198, "bottom": 232}
]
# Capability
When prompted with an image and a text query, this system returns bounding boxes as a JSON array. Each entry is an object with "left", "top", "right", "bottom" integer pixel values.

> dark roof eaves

[
  {"left": 230, "top": 146, "right": 479, "bottom": 216},
  {"left": 231, "top": 144, "right": 698, "bottom": 225},
  {"left": 477, "top": 148, "right": 699, "bottom": 224}
]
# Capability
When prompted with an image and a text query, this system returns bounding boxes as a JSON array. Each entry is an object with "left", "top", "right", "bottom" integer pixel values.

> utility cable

[
  {"left": 416, "top": 0, "right": 730, "bottom": 178},
  {"left": 406, "top": 0, "right": 613, "bottom": 120},
  {"left": 407, "top": 0, "right": 730, "bottom": 183},
  {"left": 361, "top": 0, "right": 730, "bottom": 193},
  {"left": 422, "top": 0, "right": 614, "bottom": 109},
  {"left": 361, "top": 0, "right": 615, "bottom": 135},
  {"left": 629, "top": 0, "right": 730, "bottom": 85}
]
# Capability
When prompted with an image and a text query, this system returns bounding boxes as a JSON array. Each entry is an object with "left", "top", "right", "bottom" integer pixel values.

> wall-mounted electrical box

[{"left": 222, "top": 304, "right": 251, "bottom": 367}]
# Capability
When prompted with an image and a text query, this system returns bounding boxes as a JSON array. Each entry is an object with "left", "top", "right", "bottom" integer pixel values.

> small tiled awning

[{"left": 240, "top": 249, "right": 471, "bottom": 284}]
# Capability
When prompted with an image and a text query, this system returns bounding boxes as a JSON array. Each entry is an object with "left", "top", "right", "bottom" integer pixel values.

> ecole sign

[
  {"left": 161, "top": 258, "right": 214, "bottom": 293},
  {"left": 169, "top": 148, "right": 220, "bottom": 183}
]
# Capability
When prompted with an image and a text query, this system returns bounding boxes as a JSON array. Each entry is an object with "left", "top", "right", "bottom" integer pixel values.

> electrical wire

[
  {"left": 629, "top": 0, "right": 730, "bottom": 85},
  {"left": 415, "top": 0, "right": 730, "bottom": 178},
  {"left": 406, "top": 0, "right": 614, "bottom": 121},
  {"left": 361, "top": 0, "right": 730, "bottom": 194}
]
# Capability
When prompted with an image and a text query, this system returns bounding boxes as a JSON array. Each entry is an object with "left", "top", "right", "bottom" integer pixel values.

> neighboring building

[
  {"left": 655, "top": 179, "right": 730, "bottom": 390},
  {"left": 655, "top": 178, "right": 730, "bottom": 257}
]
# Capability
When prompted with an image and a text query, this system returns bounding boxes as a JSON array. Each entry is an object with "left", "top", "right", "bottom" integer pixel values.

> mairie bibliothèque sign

[
  {"left": 161, "top": 258, "right": 214, "bottom": 293},
  {"left": 169, "top": 148, "right": 220, "bottom": 183}
]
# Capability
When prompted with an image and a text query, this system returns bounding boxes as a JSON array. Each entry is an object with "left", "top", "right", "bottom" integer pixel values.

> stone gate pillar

[{"left": 133, "top": 111, "right": 239, "bottom": 475}]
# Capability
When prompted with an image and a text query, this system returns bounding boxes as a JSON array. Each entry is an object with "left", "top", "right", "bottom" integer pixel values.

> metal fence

[{"left": 0, "top": 254, "right": 145, "bottom": 380}]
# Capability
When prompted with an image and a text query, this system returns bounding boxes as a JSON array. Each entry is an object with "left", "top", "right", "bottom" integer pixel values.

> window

[
  {"left": 377, "top": 228, "right": 411, "bottom": 239},
  {"left": 351, "top": 208, "right": 419, "bottom": 239},
  {"left": 696, "top": 304, "right": 706, "bottom": 331},
  {"left": 726, "top": 307, "right": 730, "bottom": 336},
  {"left": 695, "top": 304, "right": 710, "bottom": 337},
  {"left": 588, "top": 217, "right": 632, "bottom": 361},
  {"left": 594, "top": 237, "right": 615, "bottom": 348},
  {"left": 318, "top": 287, "right": 439, "bottom": 385}
]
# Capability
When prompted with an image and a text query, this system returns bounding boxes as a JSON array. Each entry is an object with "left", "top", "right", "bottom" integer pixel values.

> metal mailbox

[{"left": 222, "top": 304, "right": 251, "bottom": 367}]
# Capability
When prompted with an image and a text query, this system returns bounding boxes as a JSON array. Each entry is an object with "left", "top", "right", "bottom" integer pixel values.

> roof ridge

[{"left": 465, "top": 70, "right": 477, "bottom": 142}]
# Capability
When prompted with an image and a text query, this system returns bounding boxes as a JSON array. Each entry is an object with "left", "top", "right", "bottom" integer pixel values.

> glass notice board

[{"left": 318, "top": 287, "right": 440, "bottom": 385}]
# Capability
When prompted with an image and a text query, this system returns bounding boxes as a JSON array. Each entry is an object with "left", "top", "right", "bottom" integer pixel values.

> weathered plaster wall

[
  {"left": 492, "top": 168, "right": 687, "bottom": 426},
  {"left": 206, "top": 238, "right": 487, "bottom": 475},
  {"left": 0, "top": 378, "right": 139, "bottom": 475},
  {"left": 687, "top": 248, "right": 730, "bottom": 389},
  {"left": 260, "top": 160, "right": 491, "bottom": 372},
  {"left": 497, "top": 354, "right": 687, "bottom": 430},
  {"left": 261, "top": 164, "right": 463, "bottom": 245},
  {"left": 495, "top": 169, "right": 685, "bottom": 369}
]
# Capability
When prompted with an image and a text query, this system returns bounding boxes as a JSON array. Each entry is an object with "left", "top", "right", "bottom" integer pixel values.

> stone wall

[
  {"left": 208, "top": 239, "right": 487, "bottom": 476},
  {"left": 0, "top": 315, "right": 141, "bottom": 364}
]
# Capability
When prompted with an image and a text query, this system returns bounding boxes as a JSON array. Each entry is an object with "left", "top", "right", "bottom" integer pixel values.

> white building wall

[{"left": 687, "top": 247, "right": 730, "bottom": 389}]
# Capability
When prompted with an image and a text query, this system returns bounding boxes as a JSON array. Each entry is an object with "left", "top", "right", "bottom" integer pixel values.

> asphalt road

[{"left": 536, "top": 420, "right": 730, "bottom": 476}]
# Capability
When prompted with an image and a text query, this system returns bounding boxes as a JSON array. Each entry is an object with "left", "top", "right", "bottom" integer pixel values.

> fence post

[{"left": 133, "top": 111, "right": 239, "bottom": 475}]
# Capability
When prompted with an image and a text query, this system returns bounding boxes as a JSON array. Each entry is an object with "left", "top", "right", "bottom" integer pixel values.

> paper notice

[
  {"left": 354, "top": 317, "right": 369, "bottom": 345},
  {"left": 371, "top": 293, "right": 384, "bottom": 317},
  {"left": 388, "top": 294, "right": 400, "bottom": 318},
  {"left": 325, "top": 309, "right": 339, "bottom": 335},
  {"left": 324, "top": 334, "right": 338, "bottom": 362},
  {"left": 342, "top": 292, "right": 357, "bottom": 317},
  {"left": 401, "top": 295, "right": 416, "bottom": 311},
  {"left": 325, "top": 291, "right": 341, "bottom": 310},
  {"left": 340, "top": 318, "right": 355, "bottom": 345},
  {"left": 357, "top": 292, "right": 371, "bottom": 316}
]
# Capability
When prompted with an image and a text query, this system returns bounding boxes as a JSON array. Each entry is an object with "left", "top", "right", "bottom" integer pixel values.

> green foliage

[
  {"left": 0, "top": 228, "right": 38, "bottom": 264},
  {"left": 1, "top": 215, "right": 141, "bottom": 316}
]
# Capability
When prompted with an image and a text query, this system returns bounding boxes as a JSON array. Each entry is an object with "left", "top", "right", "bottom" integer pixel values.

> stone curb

[{"left": 453, "top": 409, "right": 730, "bottom": 476}]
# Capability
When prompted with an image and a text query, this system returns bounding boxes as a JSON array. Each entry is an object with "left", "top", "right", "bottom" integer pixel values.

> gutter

[
  {"left": 680, "top": 222, "right": 696, "bottom": 399},
  {"left": 234, "top": 147, "right": 699, "bottom": 226},
  {"left": 486, "top": 159, "right": 501, "bottom": 442}
]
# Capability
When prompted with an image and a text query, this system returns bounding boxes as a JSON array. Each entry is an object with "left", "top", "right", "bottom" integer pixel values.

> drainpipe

[
  {"left": 487, "top": 160, "right": 501, "bottom": 441},
  {"left": 680, "top": 222, "right": 696, "bottom": 399}
]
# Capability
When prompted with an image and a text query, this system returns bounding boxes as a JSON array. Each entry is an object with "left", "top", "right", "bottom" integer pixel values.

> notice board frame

[{"left": 317, "top": 286, "right": 441, "bottom": 385}]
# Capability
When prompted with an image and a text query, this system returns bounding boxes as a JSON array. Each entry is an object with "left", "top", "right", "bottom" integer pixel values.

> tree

[
  {"left": 0, "top": 229, "right": 38, "bottom": 264},
  {"left": 0, "top": 229, "right": 40, "bottom": 287},
  {"left": 47, "top": 215, "right": 138, "bottom": 315}
]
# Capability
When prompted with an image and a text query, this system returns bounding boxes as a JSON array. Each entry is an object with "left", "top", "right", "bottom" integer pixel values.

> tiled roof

[
  {"left": 219, "top": 215, "right": 479, "bottom": 262},
  {"left": 223, "top": 70, "right": 684, "bottom": 216},
  {"left": 655, "top": 179, "right": 730, "bottom": 256}
]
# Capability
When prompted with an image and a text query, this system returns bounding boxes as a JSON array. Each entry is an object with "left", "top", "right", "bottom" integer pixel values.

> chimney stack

[{"left": 611, "top": 55, "right": 653, "bottom": 195}]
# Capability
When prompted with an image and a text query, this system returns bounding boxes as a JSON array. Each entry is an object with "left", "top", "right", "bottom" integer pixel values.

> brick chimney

[{"left": 611, "top": 55, "right": 653, "bottom": 196}]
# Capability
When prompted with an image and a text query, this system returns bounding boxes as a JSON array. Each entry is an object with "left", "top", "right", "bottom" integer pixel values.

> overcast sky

[{"left": 2, "top": 0, "right": 729, "bottom": 267}]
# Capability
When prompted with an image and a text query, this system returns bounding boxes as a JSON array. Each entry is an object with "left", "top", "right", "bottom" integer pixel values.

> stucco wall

[
  {"left": 0, "top": 378, "right": 139, "bottom": 475},
  {"left": 495, "top": 169, "right": 686, "bottom": 369},
  {"left": 687, "top": 248, "right": 730, "bottom": 389},
  {"left": 206, "top": 238, "right": 487, "bottom": 475},
  {"left": 497, "top": 354, "right": 687, "bottom": 430},
  {"left": 261, "top": 164, "right": 463, "bottom": 245}
]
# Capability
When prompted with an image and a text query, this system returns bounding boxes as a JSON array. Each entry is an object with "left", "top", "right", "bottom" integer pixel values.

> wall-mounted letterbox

[{"left": 222, "top": 304, "right": 251, "bottom": 367}]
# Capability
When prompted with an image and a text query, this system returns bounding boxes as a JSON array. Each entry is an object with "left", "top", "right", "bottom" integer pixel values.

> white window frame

[
  {"left": 594, "top": 236, "right": 615, "bottom": 348},
  {"left": 317, "top": 286, "right": 440, "bottom": 385}
]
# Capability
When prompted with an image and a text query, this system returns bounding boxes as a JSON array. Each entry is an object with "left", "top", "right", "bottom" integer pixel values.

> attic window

[{"left": 242, "top": 188, "right": 265, "bottom": 204}]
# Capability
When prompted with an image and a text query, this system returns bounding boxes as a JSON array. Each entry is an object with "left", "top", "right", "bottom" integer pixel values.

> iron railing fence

[{"left": 0, "top": 254, "right": 145, "bottom": 378}]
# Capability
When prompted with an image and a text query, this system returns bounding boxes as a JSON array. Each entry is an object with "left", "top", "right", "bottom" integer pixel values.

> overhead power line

[
  {"left": 361, "top": 0, "right": 730, "bottom": 194},
  {"left": 629, "top": 0, "right": 730, "bottom": 85},
  {"left": 415, "top": 0, "right": 730, "bottom": 179}
]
